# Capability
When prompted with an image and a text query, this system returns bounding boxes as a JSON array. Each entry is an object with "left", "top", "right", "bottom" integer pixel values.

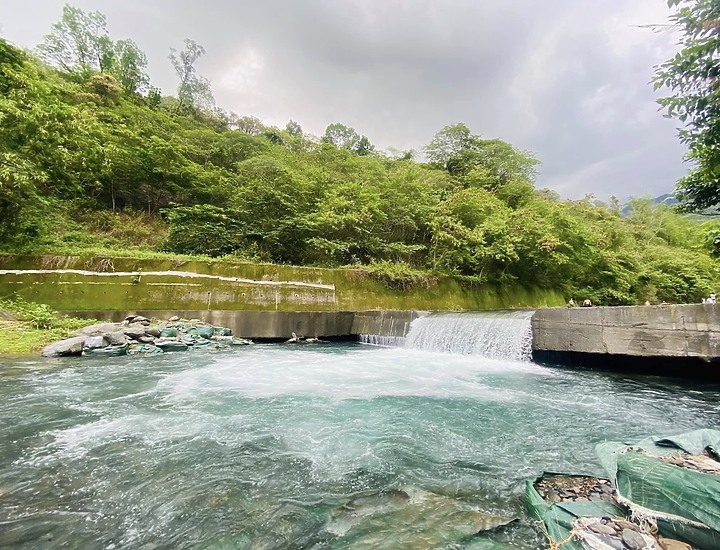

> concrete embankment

[
  {"left": 531, "top": 304, "right": 720, "bottom": 380},
  {"left": 0, "top": 255, "right": 564, "bottom": 312}
]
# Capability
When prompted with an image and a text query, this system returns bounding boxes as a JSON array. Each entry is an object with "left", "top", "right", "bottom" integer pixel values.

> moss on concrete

[{"left": 0, "top": 254, "right": 565, "bottom": 311}]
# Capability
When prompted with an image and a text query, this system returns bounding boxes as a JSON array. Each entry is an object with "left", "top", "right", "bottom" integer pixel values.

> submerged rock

[{"left": 326, "top": 487, "right": 516, "bottom": 549}]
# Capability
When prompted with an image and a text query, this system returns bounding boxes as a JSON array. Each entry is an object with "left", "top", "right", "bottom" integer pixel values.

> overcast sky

[{"left": 0, "top": 0, "right": 688, "bottom": 201}]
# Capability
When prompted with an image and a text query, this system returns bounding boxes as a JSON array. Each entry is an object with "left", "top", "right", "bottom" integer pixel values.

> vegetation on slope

[
  {"left": 0, "top": 4, "right": 719, "bottom": 305},
  {"left": 0, "top": 300, "right": 93, "bottom": 354}
]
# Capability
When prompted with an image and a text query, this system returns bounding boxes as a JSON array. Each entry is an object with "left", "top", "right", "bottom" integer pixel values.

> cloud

[{"left": 0, "top": 0, "right": 688, "bottom": 200}]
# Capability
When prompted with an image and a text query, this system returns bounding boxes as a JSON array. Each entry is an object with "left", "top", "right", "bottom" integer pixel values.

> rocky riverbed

[{"left": 42, "top": 315, "right": 252, "bottom": 357}]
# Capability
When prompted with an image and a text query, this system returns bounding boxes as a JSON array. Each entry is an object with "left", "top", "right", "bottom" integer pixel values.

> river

[{"left": 1, "top": 341, "right": 719, "bottom": 549}]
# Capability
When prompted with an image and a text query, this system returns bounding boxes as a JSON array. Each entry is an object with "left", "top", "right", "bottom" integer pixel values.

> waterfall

[
  {"left": 404, "top": 311, "right": 534, "bottom": 361},
  {"left": 358, "top": 334, "right": 407, "bottom": 347}
]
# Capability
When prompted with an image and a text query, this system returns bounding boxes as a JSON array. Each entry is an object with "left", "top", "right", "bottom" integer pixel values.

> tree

[
  {"left": 38, "top": 5, "right": 149, "bottom": 94},
  {"left": 169, "top": 39, "right": 214, "bottom": 113},
  {"left": 424, "top": 123, "right": 474, "bottom": 169},
  {"left": 112, "top": 39, "right": 149, "bottom": 94},
  {"left": 322, "top": 123, "right": 375, "bottom": 155},
  {"left": 654, "top": 0, "right": 720, "bottom": 210},
  {"left": 38, "top": 4, "right": 112, "bottom": 73}
]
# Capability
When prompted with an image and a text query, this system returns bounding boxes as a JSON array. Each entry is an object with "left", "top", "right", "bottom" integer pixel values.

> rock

[
  {"left": 132, "top": 316, "right": 150, "bottom": 326},
  {"left": 105, "top": 331, "right": 128, "bottom": 346},
  {"left": 42, "top": 336, "right": 86, "bottom": 357},
  {"left": 77, "top": 323, "right": 120, "bottom": 336},
  {"left": 83, "top": 335, "right": 108, "bottom": 350},
  {"left": 621, "top": 528, "right": 649, "bottom": 550},
  {"left": 659, "top": 537, "right": 693, "bottom": 550},
  {"left": 123, "top": 315, "right": 138, "bottom": 323},
  {"left": 168, "top": 316, "right": 179, "bottom": 322},
  {"left": 595, "top": 534, "right": 626, "bottom": 550},
  {"left": 145, "top": 327, "right": 161, "bottom": 338},
  {"left": 160, "top": 327, "right": 178, "bottom": 338},
  {"left": 588, "top": 522, "right": 616, "bottom": 535},
  {"left": 122, "top": 325, "right": 146, "bottom": 340},
  {"left": 138, "top": 336, "right": 156, "bottom": 344}
]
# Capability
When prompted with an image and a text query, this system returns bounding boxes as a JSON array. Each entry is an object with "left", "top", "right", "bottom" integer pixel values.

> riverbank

[{"left": 0, "top": 306, "right": 95, "bottom": 355}]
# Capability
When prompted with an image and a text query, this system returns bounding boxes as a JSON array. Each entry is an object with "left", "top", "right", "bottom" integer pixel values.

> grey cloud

[{"left": 0, "top": 0, "right": 687, "bottom": 200}]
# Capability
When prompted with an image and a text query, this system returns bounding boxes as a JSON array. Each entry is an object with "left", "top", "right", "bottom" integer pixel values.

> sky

[{"left": 0, "top": 0, "right": 689, "bottom": 201}]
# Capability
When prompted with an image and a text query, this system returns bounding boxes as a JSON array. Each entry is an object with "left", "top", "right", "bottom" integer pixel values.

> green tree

[
  {"left": 169, "top": 39, "right": 214, "bottom": 113},
  {"left": 654, "top": 0, "right": 720, "bottom": 210},
  {"left": 322, "top": 123, "right": 375, "bottom": 156},
  {"left": 38, "top": 4, "right": 112, "bottom": 73}
]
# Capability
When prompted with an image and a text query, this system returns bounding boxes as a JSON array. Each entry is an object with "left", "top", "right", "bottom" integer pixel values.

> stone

[
  {"left": 168, "top": 316, "right": 179, "bottom": 322},
  {"left": 123, "top": 315, "right": 138, "bottom": 323},
  {"left": 105, "top": 332, "right": 128, "bottom": 346},
  {"left": 83, "top": 335, "right": 108, "bottom": 350},
  {"left": 132, "top": 316, "right": 150, "bottom": 326},
  {"left": 42, "top": 336, "right": 86, "bottom": 357},
  {"left": 196, "top": 326, "right": 215, "bottom": 339},
  {"left": 145, "top": 327, "right": 161, "bottom": 338},
  {"left": 588, "top": 522, "right": 617, "bottom": 535},
  {"left": 659, "top": 537, "right": 693, "bottom": 550},
  {"left": 77, "top": 323, "right": 120, "bottom": 336},
  {"left": 160, "top": 327, "right": 178, "bottom": 338},
  {"left": 138, "top": 336, "right": 156, "bottom": 344},
  {"left": 122, "top": 326, "right": 146, "bottom": 340},
  {"left": 621, "top": 528, "right": 649, "bottom": 550}
]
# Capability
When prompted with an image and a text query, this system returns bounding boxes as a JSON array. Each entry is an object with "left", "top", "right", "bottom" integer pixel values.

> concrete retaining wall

[{"left": 531, "top": 304, "right": 720, "bottom": 379}]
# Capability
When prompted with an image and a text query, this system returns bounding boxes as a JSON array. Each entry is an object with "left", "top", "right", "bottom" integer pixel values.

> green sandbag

[
  {"left": 524, "top": 474, "right": 626, "bottom": 550},
  {"left": 196, "top": 326, "right": 215, "bottom": 339},
  {"left": 155, "top": 340, "right": 188, "bottom": 352},
  {"left": 596, "top": 430, "right": 720, "bottom": 550},
  {"left": 83, "top": 343, "right": 129, "bottom": 357}
]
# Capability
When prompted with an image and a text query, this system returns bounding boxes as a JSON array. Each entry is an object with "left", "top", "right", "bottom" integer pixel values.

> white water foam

[{"left": 404, "top": 311, "right": 534, "bottom": 361}]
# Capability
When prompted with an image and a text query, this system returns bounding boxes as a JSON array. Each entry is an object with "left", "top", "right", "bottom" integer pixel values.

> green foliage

[
  {"left": 0, "top": 22, "right": 717, "bottom": 306},
  {"left": 654, "top": 0, "right": 720, "bottom": 210},
  {"left": 361, "top": 260, "right": 438, "bottom": 290},
  {"left": 0, "top": 298, "right": 94, "bottom": 354},
  {"left": 163, "top": 204, "right": 246, "bottom": 257}
]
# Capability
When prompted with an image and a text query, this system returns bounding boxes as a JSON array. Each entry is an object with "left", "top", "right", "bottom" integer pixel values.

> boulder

[
  {"left": 168, "top": 316, "right": 179, "bottom": 322},
  {"left": 77, "top": 323, "right": 120, "bottom": 336},
  {"left": 105, "top": 331, "right": 128, "bottom": 346},
  {"left": 132, "top": 316, "right": 150, "bottom": 326},
  {"left": 42, "top": 336, "right": 86, "bottom": 357},
  {"left": 83, "top": 335, "right": 109, "bottom": 350},
  {"left": 145, "top": 327, "right": 161, "bottom": 338},
  {"left": 122, "top": 325, "right": 146, "bottom": 340},
  {"left": 138, "top": 336, "right": 156, "bottom": 344}
]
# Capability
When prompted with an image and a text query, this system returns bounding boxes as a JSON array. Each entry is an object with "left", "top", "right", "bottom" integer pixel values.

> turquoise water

[{"left": 1, "top": 344, "right": 719, "bottom": 549}]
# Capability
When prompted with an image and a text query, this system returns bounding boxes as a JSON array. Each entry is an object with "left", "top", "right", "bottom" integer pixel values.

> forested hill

[{"left": 0, "top": 13, "right": 719, "bottom": 305}]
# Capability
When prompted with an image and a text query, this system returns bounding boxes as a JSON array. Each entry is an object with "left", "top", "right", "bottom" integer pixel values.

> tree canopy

[{"left": 654, "top": 0, "right": 720, "bottom": 211}]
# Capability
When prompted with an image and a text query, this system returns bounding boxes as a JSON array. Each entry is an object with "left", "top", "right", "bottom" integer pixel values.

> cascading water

[
  {"left": 358, "top": 334, "right": 407, "bottom": 347},
  {"left": 404, "top": 310, "right": 534, "bottom": 361}
]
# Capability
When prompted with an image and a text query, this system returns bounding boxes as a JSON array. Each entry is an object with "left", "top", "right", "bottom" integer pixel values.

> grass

[{"left": 0, "top": 300, "right": 96, "bottom": 355}]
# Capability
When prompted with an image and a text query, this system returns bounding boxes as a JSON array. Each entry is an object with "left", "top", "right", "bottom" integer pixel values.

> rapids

[{"left": 1, "top": 343, "right": 718, "bottom": 549}]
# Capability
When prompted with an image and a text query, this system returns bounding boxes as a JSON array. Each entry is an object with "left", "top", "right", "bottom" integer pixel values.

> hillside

[{"left": 1, "top": 31, "right": 719, "bottom": 305}]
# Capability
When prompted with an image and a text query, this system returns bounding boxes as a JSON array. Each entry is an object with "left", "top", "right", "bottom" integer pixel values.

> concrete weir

[
  {"left": 531, "top": 304, "right": 720, "bottom": 380},
  {"left": 60, "top": 304, "right": 720, "bottom": 379}
]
